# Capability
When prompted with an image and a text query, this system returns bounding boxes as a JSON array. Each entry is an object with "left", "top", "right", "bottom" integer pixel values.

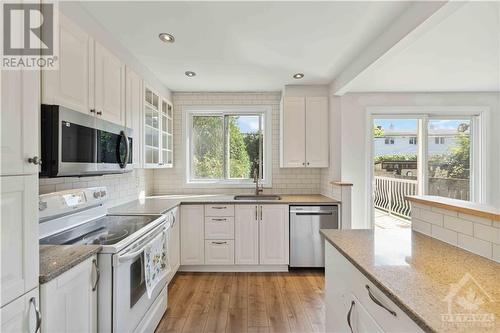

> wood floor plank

[{"left": 156, "top": 270, "right": 325, "bottom": 333}]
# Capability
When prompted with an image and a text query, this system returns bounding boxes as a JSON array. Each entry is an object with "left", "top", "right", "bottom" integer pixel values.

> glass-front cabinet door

[{"left": 143, "top": 87, "right": 173, "bottom": 168}]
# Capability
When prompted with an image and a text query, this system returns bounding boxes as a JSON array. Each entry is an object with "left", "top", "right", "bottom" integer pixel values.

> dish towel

[{"left": 144, "top": 229, "right": 170, "bottom": 298}]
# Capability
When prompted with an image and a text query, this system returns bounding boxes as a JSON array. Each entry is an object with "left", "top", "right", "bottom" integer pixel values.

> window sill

[{"left": 184, "top": 181, "right": 272, "bottom": 189}]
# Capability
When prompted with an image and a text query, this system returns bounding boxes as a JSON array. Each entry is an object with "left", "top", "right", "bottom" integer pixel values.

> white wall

[
  {"left": 153, "top": 92, "right": 323, "bottom": 195},
  {"left": 336, "top": 92, "right": 500, "bottom": 229}
]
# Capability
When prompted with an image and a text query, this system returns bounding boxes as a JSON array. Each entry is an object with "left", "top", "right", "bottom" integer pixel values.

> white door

[
  {"left": 259, "top": 205, "right": 289, "bottom": 265},
  {"left": 40, "top": 256, "right": 97, "bottom": 333},
  {"left": 125, "top": 67, "right": 143, "bottom": 167},
  {"left": 234, "top": 205, "right": 259, "bottom": 265},
  {"left": 1, "top": 70, "right": 40, "bottom": 176},
  {"left": 180, "top": 205, "right": 205, "bottom": 265},
  {"left": 42, "top": 14, "right": 91, "bottom": 115},
  {"left": 94, "top": 42, "right": 124, "bottom": 125},
  {"left": 169, "top": 209, "right": 181, "bottom": 275},
  {"left": 0, "top": 288, "right": 39, "bottom": 333},
  {"left": 1, "top": 175, "right": 38, "bottom": 307},
  {"left": 281, "top": 97, "right": 306, "bottom": 167},
  {"left": 305, "top": 96, "right": 329, "bottom": 167}
]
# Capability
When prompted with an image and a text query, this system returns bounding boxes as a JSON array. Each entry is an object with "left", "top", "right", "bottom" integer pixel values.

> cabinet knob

[
  {"left": 28, "top": 156, "right": 41, "bottom": 165},
  {"left": 307, "top": 162, "right": 310, "bottom": 166},
  {"left": 302, "top": 162, "right": 306, "bottom": 166},
  {"left": 96, "top": 110, "right": 103, "bottom": 115},
  {"left": 90, "top": 109, "right": 96, "bottom": 113}
]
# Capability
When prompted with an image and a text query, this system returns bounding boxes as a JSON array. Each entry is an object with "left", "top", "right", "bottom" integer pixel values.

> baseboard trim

[{"left": 179, "top": 264, "right": 289, "bottom": 272}]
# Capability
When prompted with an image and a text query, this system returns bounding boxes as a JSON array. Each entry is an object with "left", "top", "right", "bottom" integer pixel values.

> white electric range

[{"left": 39, "top": 187, "right": 176, "bottom": 333}]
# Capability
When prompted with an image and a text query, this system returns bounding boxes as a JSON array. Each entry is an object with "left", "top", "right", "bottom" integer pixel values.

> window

[
  {"left": 409, "top": 137, "right": 417, "bottom": 145},
  {"left": 384, "top": 137, "right": 395, "bottom": 145},
  {"left": 434, "top": 136, "right": 445, "bottom": 144},
  {"left": 186, "top": 107, "right": 272, "bottom": 186}
]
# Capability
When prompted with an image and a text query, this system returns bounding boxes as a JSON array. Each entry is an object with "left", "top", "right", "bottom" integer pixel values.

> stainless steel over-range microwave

[{"left": 40, "top": 105, "right": 133, "bottom": 177}]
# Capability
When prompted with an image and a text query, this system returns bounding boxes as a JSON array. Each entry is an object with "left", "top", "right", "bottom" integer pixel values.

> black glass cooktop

[{"left": 40, "top": 215, "right": 160, "bottom": 246}]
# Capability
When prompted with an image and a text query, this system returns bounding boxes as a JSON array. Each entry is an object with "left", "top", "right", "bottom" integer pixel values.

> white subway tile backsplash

[
  {"left": 431, "top": 225, "right": 458, "bottom": 245},
  {"left": 431, "top": 206, "right": 458, "bottom": 217},
  {"left": 493, "top": 244, "right": 500, "bottom": 263},
  {"left": 412, "top": 218, "right": 431, "bottom": 236},
  {"left": 443, "top": 215, "right": 473, "bottom": 235},
  {"left": 419, "top": 209, "right": 444, "bottom": 226},
  {"left": 473, "top": 223, "right": 500, "bottom": 244},
  {"left": 458, "top": 213, "right": 492, "bottom": 226},
  {"left": 457, "top": 234, "right": 492, "bottom": 258}
]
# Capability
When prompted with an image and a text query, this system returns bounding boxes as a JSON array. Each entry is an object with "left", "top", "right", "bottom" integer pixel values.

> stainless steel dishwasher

[{"left": 290, "top": 205, "right": 339, "bottom": 267}]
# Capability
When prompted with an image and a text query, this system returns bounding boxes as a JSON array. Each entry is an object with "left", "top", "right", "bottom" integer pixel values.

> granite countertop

[
  {"left": 109, "top": 194, "right": 339, "bottom": 215},
  {"left": 39, "top": 245, "right": 102, "bottom": 284},
  {"left": 320, "top": 229, "right": 500, "bottom": 333}
]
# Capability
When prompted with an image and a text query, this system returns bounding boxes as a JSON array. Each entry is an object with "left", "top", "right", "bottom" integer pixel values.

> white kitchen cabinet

[
  {"left": 1, "top": 175, "right": 39, "bottom": 307},
  {"left": 205, "top": 240, "right": 235, "bottom": 265},
  {"left": 40, "top": 256, "right": 98, "bottom": 333},
  {"left": 205, "top": 217, "right": 234, "bottom": 239},
  {"left": 325, "top": 243, "right": 423, "bottom": 333},
  {"left": 168, "top": 209, "right": 181, "bottom": 281},
  {"left": 180, "top": 205, "right": 205, "bottom": 265},
  {"left": 0, "top": 288, "right": 40, "bottom": 333},
  {"left": 280, "top": 96, "right": 328, "bottom": 168},
  {"left": 42, "top": 13, "right": 91, "bottom": 115},
  {"left": 305, "top": 97, "right": 329, "bottom": 167},
  {"left": 125, "top": 67, "right": 143, "bottom": 167},
  {"left": 259, "top": 205, "right": 289, "bottom": 265},
  {"left": 143, "top": 87, "right": 173, "bottom": 168},
  {"left": 1, "top": 70, "right": 40, "bottom": 176},
  {"left": 94, "top": 41, "right": 125, "bottom": 125},
  {"left": 234, "top": 205, "right": 259, "bottom": 265}
]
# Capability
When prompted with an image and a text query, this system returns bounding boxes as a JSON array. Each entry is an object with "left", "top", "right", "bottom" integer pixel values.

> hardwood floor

[{"left": 155, "top": 270, "right": 325, "bottom": 333}]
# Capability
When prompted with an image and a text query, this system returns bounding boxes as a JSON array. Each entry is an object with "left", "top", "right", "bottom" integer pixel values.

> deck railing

[{"left": 374, "top": 176, "right": 418, "bottom": 219}]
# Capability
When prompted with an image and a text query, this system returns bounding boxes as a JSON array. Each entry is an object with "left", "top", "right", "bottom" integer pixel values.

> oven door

[{"left": 112, "top": 222, "right": 170, "bottom": 333}]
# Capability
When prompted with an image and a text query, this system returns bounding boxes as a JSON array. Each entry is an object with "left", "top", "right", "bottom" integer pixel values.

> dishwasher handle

[{"left": 294, "top": 211, "right": 334, "bottom": 216}]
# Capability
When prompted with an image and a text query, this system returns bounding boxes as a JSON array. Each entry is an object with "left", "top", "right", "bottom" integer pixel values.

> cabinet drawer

[
  {"left": 205, "top": 217, "right": 234, "bottom": 239},
  {"left": 205, "top": 240, "right": 234, "bottom": 265},
  {"left": 205, "top": 204, "right": 234, "bottom": 217}
]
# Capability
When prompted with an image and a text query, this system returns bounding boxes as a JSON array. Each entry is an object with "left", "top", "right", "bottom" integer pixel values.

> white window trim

[
  {"left": 182, "top": 105, "right": 273, "bottom": 188},
  {"left": 365, "top": 106, "right": 490, "bottom": 229}
]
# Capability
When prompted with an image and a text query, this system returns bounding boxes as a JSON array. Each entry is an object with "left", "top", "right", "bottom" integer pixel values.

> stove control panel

[{"left": 39, "top": 187, "right": 108, "bottom": 220}]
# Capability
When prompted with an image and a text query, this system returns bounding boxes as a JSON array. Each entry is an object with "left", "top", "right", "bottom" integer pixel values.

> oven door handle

[
  {"left": 119, "top": 130, "right": 130, "bottom": 169},
  {"left": 117, "top": 225, "right": 169, "bottom": 263}
]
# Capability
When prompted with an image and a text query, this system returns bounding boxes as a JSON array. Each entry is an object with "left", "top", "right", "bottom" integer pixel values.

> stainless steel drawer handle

[
  {"left": 295, "top": 212, "right": 333, "bottom": 216},
  {"left": 92, "top": 258, "right": 100, "bottom": 291},
  {"left": 365, "top": 285, "right": 397, "bottom": 317},
  {"left": 212, "top": 241, "right": 227, "bottom": 245},
  {"left": 347, "top": 300, "right": 354, "bottom": 333},
  {"left": 212, "top": 206, "right": 227, "bottom": 209},
  {"left": 212, "top": 218, "right": 227, "bottom": 222},
  {"left": 29, "top": 297, "right": 41, "bottom": 333}
]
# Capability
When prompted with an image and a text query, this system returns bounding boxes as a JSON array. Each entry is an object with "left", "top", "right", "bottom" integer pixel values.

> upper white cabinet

[
  {"left": 42, "top": 14, "right": 91, "bottom": 115},
  {"left": 280, "top": 95, "right": 329, "bottom": 168},
  {"left": 125, "top": 67, "right": 143, "bottom": 167},
  {"left": 259, "top": 205, "right": 289, "bottom": 265},
  {"left": 144, "top": 87, "right": 173, "bottom": 168},
  {"left": 43, "top": 14, "right": 125, "bottom": 126},
  {"left": 180, "top": 205, "right": 205, "bottom": 265},
  {"left": 94, "top": 41, "right": 125, "bottom": 125},
  {"left": 40, "top": 256, "right": 97, "bottom": 333},
  {"left": 234, "top": 205, "right": 259, "bottom": 265},
  {"left": 1, "top": 70, "right": 40, "bottom": 176},
  {"left": 1, "top": 175, "right": 39, "bottom": 307}
]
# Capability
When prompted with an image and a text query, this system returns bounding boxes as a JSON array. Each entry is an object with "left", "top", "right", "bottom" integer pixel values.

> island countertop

[
  {"left": 109, "top": 194, "right": 339, "bottom": 215},
  {"left": 320, "top": 229, "right": 500, "bottom": 333}
]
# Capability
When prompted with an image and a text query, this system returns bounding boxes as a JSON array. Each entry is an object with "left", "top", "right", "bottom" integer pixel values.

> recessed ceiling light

[
  {"left": 158, "top": 33, "right": 175, "bottom": 43},
  {"left": 293, "top": 73, "right": 304, "bottom": 79},
  {"left": 185, "top": 71, "right": 196, "bottom": 77}
]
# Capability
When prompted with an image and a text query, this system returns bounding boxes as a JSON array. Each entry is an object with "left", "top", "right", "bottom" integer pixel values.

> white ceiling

[
  {"left": 349, "top": 1, "right": 500, "bottom": 92},
  {"left": 80, "top": 1, "right": 410, "bottom": 92}
]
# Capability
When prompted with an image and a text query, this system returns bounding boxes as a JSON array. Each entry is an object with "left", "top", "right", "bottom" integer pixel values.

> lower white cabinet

[
  {"left": 168, "top": 209, "right": 180, "bottom": 281},
  {"left": 180, "top": 205, "right": 205, "bottom": 265},
  {"left": 0, "top": 288, "right": 40, "bottom": 333},
  {"left": 40, "top": 256, "right": 98, "bottom": 333},
  {"left": 259, "top": 205, "right": 289, "bottom": 265},
  {"left": 234, "top": 205, "right": 259, "bottom": 265},
  {"left": 205, "top": 240, "right": 235, "bottom": 265},
  {"left": 325, "top": 243, "right": 423, "bottom": 333}
]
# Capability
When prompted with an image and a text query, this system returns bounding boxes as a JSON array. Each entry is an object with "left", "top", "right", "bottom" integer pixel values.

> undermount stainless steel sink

[{"left": 233, "top": 195, "right": 282, "bottom": 201}]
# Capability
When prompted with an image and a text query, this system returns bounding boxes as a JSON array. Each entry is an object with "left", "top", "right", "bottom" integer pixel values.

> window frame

[{"left": 183, "top": 105, "right": 273, "bottom": 188}]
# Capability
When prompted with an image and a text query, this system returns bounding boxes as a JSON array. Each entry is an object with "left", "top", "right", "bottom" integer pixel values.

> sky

[
  {"left": 374, "top": 119, "right": 468, "bottom": 131},
  {"left": 236, "top": 116, "right": 260, "bottom": 133}
]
